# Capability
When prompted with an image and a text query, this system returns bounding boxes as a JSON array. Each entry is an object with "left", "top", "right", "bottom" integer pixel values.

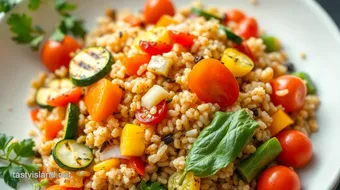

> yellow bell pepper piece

[
  {"left": 221, "top": 48, "right": 254, "bottom": 77},
  {"left": 93, "top": 158, "right": 120, "bottom": 172},
  {"left": 133, "top": 27, "right": 171, "bottom": 50},
  {"left": 269, "top": 109, "right": 294, "bottom": 136},
  {"left": 120, "top": 124, "right": 145, "bottom": 156},
  {"left": 168, "top": 172, "right": 200, "bottom": 190},
  {"left": 156, "top": 15, "right": 178, "bottom": 27}
]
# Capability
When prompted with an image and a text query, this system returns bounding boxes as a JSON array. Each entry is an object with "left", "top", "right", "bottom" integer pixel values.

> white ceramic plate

[{"left": 0, "top": 0, "right": 340, "bottom": 189}]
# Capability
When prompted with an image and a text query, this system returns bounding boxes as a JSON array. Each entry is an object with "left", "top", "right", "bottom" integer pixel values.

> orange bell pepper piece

[
  {"left": 43, "top": 119, "right": 63, "bottom": 140},
  {"left": 123, "top": 54, "right": 151, "bottom": 75},
  {"left": 30, "top": 109, "right": 39, "bottom": 122},
  {"left": 269, "top": 109, "right": 294, "bottom": 136}
]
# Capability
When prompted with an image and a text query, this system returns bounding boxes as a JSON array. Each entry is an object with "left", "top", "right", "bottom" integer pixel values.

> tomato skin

[
  {"left": 129, "top": 157, "right": 145, "bottom": 176},
  {"left": 188, "top": 58, "right": 239, "bottom": 107},
  {"left": 276, "top": 130, "right": 312, "bottom": 168},
  {"left": 47, "top": 87, "right": 83, "bottom": 107},
  {"left": 139, "top": 41, "right": 173, "bottom": 55},
  {"left": 235, "top": 17, "right": 258, "bottom": 40},
  {"left": 225, "top": 9, "right": 246, "bottom": 23},
  {"left": 168, "top": 30, "right": 196, "bottom": 47},
  {"left": 144, "top": 0, "right": 175, "bottom": 24},
  {"left": 41, "top": 35, "right": 81, "bottom": 72},
  {"left": 270, "top": 75, "right": 307, "bottom": 112},
  {"left": 135, "top": 100, "right": 168, "bottom": 125},
  {"left": 257, "top": 165, "right": 301, "bottom": 190},
  {"left": 234, "top": 41, "right": 255, "bottom": 62}
]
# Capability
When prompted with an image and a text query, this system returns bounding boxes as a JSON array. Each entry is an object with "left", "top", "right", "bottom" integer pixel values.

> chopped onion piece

[
  {"left": 100, "top": 145, "right": 127, "bottom": 161},
  {"left": 147, "top": 56, "right": 173, "bottom": 77},
  {"left": 141, "top": 85, "right": 169, "bottom": 110}
]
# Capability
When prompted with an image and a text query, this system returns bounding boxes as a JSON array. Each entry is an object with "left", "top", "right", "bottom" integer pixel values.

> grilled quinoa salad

[{"left": 21, "top": 0, "right": 320, "bottom": 190}]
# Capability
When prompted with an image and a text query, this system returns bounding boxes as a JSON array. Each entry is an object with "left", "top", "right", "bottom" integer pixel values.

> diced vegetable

[
  {"left": 141, "top": 180, "right": 167, "bottom": 190},
  {"left": 180, "top": 110, "right": 258, "bottom": 183},
  {"left": 270, "top": 75, "right": 307, "bottom": 112},
  {"left": 277, "top": 130, "right": 312, "bottom": 168},
  {"left": 221, "top": 48, "right": 254, "bottom": 77},
  {"left": 156, "top": 15, "right": 178, "bottom": 27},
  {"left": 235, "top": 17, "right": 259, "bottom": 39},
  {"left": 84, "top": 78, "right": 123, "bottom": 122},
  {"left": 237, "top": 137, "right": 282, "bottom": 183},
  {"left": 257, "top": 166, "right": 301, "bottom": 190},
  {"left": 100, "top": 145, "right": 128, "bottom": 160},
  {"left": 30, "top": 109, "right": 39, "bottom": 122},
  {"left": 123, "top": 54, "right": 151, "bottom": 75},
  {"left": 143, "top": 0, "right": 175, "bottom": 24},
  {"left": 141, "top": 85, "right": 169, "bottom": 110},
  {"left": 136, "top": 100, "right": 168, "bottom": 125},
  {"left": 292, "top": 72, "right": 317, "bottom": 94},
  {"left": 133, "top": 27, "right": 171, "bottom": 51},
  {"left": 43, "top": 119, "right": 63, "bottom": 140},
  {"left": 93, "top": 158, "right": 120, "bottom": 172},
  {"left": 168, "top": 171, "right": 200, "bottom": 190},
  {"left": 47, "top": 87, "right": 83, "bottom": 107},
  {"left": 225, "top": 9, "right": 246, "bottom": 23},
  {"left": 69, "top": 46, "right": 112, "bottom": 87},
  {"left": 63, "top": 103, "right": 80, "bottom": 139},
  {"left": 139, "top": 41, "right": 173, "bottom": 55},
  {"left": 123, "top": 15, "right": 142, "bottom": 27},
  {"left": 261, "top": 35, "right": 281, "bottom": 52},
  {"left": 219, "top": 25, "right": 243, "bottom": 45},
  {"left": 59, "top": 171, "right": 84, "bottom": 188},
  {"left": 147, "top": 56, "right": 173, "bottom": 76},
  {"left": 191, "top": 7, "right": 222, "bottom": 21},
  {"left": 120, "top": 124, "right": 145, "bottom": 156},
  {"left": 269, "top": 109, "right": 293, "bottom": 136},
  {"left": 52, "top": 139, "right": 93, "bottom": 171},
  {"left": 46, "top": 185, "right": 80, "bottom": 190},
  {"left": 130, "top": 157, "right": 145, "bottom": 176},
  {"left": 188, "top": 58, "right": 239, "bottom": 107},
  {"left": 168, "top": 30, "right": 196, "bottom": 47},
  {"left": 234, "top": 41, "right": 255, "bottom": 62}
]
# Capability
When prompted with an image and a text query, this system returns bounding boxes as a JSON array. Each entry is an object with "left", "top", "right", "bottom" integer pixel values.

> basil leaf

[
  {"left": 140, "top": 180, "right": 166, "bottom": 190},
  {"left": 182, "top": 109, "right": 258, "bottom": 179}
]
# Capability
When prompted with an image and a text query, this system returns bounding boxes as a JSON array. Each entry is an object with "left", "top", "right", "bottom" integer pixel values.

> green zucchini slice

[
  {"left": 191, "top": 7, "right": 222, "bottom": 21},
  {"left": 52, "top": 139, "right": 93, "bottom": 171},
  {"left": 69, "top": 47, "right": 112, "bottom": 86},
  {"left": 63, "top": 103, "right": 80, "bottom": 139},
  {"left": 219, "top": 25, "right": 243, "bottom": 45}
]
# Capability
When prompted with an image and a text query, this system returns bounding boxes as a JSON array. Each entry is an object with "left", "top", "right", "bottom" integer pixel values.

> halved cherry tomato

[
  {"left": 225, "top": 9, "right": 246, "bottom": 24},
  {"left": 30, "top": 109, "right": 39, "bottom": 122},
  {"left": 135, "top": 100, "right": 168, "bottom": 125},
  {"left": 235, "top": 17, "right": 258, "bottom": 40},
  {"left": 129, "top": 157, "right": 145, "bottom": 176},
  {"left": 144, "top": 0, "right": 175, "bottom": 24},
  {"left": 123, "top": 15, "right": 142, "bottom": 27},
  {"left": 257, "top": 165, "right": 301, "bottom": 190},
  {"left": 234, "top": 41, "right": 255, "bottom": 62},
  {"left": 139, "top": 41, "right": 173, "bottom": 55},
  {"left": 47, "top": 87, "right": 83, "bottom": 107},
  {"left": 188, "top": 58, "right": 239, "bottom": 107},
  {"left": 168, "top": 30, "right": 196, "bottom": 47},
  {"left": 42, "top": 119, "right": 63, "bottom": 140},
  {"left": 270, "top": 75, "right": 307, "bottom": 112},
  {"left": 123, "top": 54, "right": 152, "bottom": 75},
  {"left": 277, "top": 130, "right": 312, "bottom": 168},
  {"left": 41, "top": 35, "right": 81, "bottom": 72}
]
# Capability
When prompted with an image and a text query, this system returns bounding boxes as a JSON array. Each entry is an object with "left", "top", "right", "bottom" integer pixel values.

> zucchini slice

[
  {"left": 35, "top": 79, "right": 75, "bottom": 109},
  {"left": 52, "top": 139, "right": 93, "bottom": 171},
  {"left": 63, "top": 103, "right": 80, "bottom": 139},
  {"left": 219, "top": 25, "right": 243, "bottom": 45},
  {"left": 191, "top": 7, "right": 222, "bottom": 21},
  {"left": 69, "top": 47, "right": 112, "bottom": 87}
]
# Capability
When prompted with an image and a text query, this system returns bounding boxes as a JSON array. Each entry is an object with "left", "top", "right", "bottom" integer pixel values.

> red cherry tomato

[
  {"left": 235, "top": 17, "right": 259, "bottom": 40},
  {"left": 135, "top": 100, "right": 168, "bottom": 125},
  {"left": 144, "top": 0, "right": 175, "bottom": 24},
  {"left": 270, "top": 75, "right": 307, "bottom": 112},
  {"left": 277, "top": 130, "right": 313, "bottom": 168},
  {"left": 47, "top": 87, "right": 83, "bottom": 107},
  {"left": 225, "top": 9, "right": 246, "bottom": 23},
  {"left": 257, "top": 165, "right": 301, "bottom": 190},
  {"left": 41, "top": 35, "right": 81, "bottom": 72},
  {"left": 129, "top": 157, "right": 145, "bottom": 176},
  {"left": 168, "top": 30, "right": 196, "bottom": 47},
  {"left": 234, "top": 41, "right": 255, "bottom": 62},
  {"left": 139, "top": 41, "right": 173, "bottom": 55}
]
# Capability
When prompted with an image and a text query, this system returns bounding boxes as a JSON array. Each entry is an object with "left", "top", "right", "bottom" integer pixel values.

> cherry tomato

[
  {"left": 257, "top": 165, "right": 301, "bottom": 190},
  {"left": 47, "top": 87, "right": 83, "bottom": 107},
  {"left": 129, "top": 157, "right": 145, "bottom": 176},
  {"left": 41, "top": 35, "right": 81, "bottom": 72},
  {"left": 270, "top": 75, "right": 307, "bottom": 112},
  {"left": 135, "top": 100, "right": 168, "bottom": 125},
  {"left": 139, "top": 40, "right": 173, "bottom": 55},
  {"left": 225, "top": 9, "right": 246, "bottom": 23},
  {"left": 188, "top": 58, "right": 239, "bottom": 107},
  {"left": 277, "top": 130, "right": 313, "bottom": 168},
  {"left": 144, "top": 0, "right": 175, "bottom": 24},
  {"left": 168, "top": 30, "right": 196, "bottom": 47},
  {"left": 235, "top": 17, "right": 258, "bottom": 40},
  {"left": 30, "top": 109, "right": 39, "bottom": 122},
  {"left": 234, "top": 41, "right": 255, "bottom": 62}
]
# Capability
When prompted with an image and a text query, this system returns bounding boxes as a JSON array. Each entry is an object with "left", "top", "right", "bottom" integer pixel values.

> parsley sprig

[{"left": 0, "top": 133, "right": 42, "bottom": 189}]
